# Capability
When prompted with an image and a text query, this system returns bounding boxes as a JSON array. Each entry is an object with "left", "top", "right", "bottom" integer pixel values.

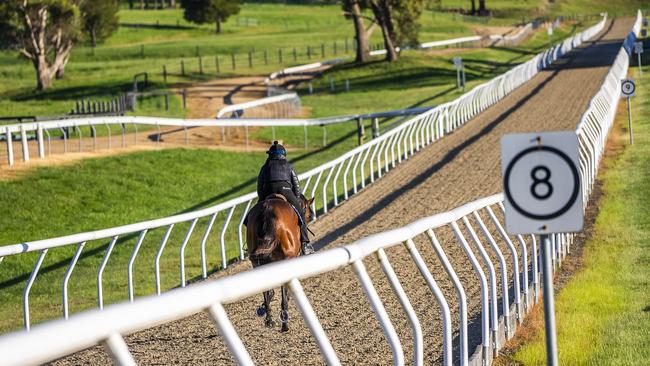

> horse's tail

[{"left": 251, "top": 200, "right": 279, "bottom": 263}]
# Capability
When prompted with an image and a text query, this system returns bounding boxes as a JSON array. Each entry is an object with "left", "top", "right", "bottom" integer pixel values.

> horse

[{"left": 246, "top": 193, "right": 314, "bottom": 332}]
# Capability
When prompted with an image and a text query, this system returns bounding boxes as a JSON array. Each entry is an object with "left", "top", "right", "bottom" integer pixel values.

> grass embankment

[
  {"left": 0, "top": 14, "right": 590, "bottom": 333},
  {"left": 513, "top": 64, "right": 650, "bottom": 364}
]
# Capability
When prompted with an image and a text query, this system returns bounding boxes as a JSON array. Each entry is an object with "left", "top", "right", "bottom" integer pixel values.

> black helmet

[{"left": 266, "top": 141, "right": 286, "bottom": 156}]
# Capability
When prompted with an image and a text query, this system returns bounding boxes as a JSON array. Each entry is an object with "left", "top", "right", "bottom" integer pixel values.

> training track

[{"left": 54, "top": 18, "right": 632, "bottom": 365}]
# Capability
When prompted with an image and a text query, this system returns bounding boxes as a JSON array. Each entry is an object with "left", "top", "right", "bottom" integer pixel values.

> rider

[{"left": 257, "top": 141, "right": 314, "bottom": 255}]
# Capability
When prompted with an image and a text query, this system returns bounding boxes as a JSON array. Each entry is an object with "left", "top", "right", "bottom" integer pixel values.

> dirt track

[{"left": 55, "top": 18, "right": 632, "bottom": 366}]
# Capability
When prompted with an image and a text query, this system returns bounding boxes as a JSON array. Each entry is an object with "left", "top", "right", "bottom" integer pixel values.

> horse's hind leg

[
  {"left": 280, "top": 285, "right": 289, "bottom": 332},
  {"left": 263, "top": 290, "right": 275, "bottom": 328}
]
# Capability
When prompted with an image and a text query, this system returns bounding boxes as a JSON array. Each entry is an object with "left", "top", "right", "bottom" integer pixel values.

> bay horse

[{"left": 246, "top": 193, "right": 314, "bottom": 332}]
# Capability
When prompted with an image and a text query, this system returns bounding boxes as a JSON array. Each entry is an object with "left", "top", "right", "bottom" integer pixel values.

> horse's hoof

[
  {"left": 265, "top": 319, "right": 276, "bottom": 328},
  {"left": 279, "top": 310, "right": 289, "bottom": 324},
  {"left": 280, "top": 325, "right": 289, "bottom": 333},
  {"left": 256, "top": 306, "right": 266, "bottom": 317}
]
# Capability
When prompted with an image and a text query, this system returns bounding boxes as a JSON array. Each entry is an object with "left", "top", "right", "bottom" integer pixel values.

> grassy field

[
  {"left": 513, "top": 64, "right": 650, "bottom": 364},
  {"left": 0, "top": 3, "right": 490, "bottom": 118}
]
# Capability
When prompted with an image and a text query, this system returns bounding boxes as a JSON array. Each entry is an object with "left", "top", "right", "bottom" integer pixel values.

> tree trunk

[
  {"left": 129, "top": 0, "right": 134, "bottom": 9},
  {"left": 216, "top": 19, "right": 221, "bottom": 33},
  {"left": 170, "top": 0, "right": 176, "bottom": 8},
  {"left": 470, "top": 0, "right": 476, "bottom": 15},
  {"left": 91, "top": 26, "right": 97, "bottom": 48},
  {"left": 370, "top": 0, "right": 398, "bottom": 62},
  {"left": 349, "top": 2, "right": 370, "bottom": 63},
  {"left": 34, "top": 58, "right": 53, "bottom": 91},
  {"left": 140, "top": 0, "right": 145, "bottom": 10},
  {"left": 478, "top": 0, "right": 487, "bottom": 15}
]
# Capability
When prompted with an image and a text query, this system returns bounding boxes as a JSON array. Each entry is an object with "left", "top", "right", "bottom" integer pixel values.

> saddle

[{"left": 244, "top": 194, "right": 304, "bottom": 226}]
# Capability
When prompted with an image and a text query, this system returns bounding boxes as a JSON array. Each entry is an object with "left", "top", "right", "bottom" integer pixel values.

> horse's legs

[
  {"left": 263, "top": 290, "right": 275, "bottom": 328},
  {"left": 280, "top": 285, "right": 290, "bottom": 332}
]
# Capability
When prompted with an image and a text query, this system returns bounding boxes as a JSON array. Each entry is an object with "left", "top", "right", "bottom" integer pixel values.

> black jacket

[{"left": 257, "top": 155, "right": 301, "bottom": 198}]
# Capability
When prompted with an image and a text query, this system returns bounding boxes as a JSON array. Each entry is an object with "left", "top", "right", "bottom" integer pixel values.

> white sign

[
  {"left": 547, "top": 27, "right": 553, "bottom": 36},
  {"left": 453, "top": 57, "right": 462, "bottom": 69},
  {"left": 501, "top": 132, "right": 583, "bottom": 234},
  {"left": 634, "top": 41, "right": 643, "bottom": 54},
  {"left": 621, "top": 78, "right": 635, "bottom": 98}
]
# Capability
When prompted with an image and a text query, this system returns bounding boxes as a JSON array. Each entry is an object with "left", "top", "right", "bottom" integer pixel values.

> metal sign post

[
  {"left": 621, "top": 79, "right": 636, "bottom": 144},
  {"left": 501, "top": 131, "right": 584, "bottom": 366},
  {"left": 453, "top": 57, "right": 462, "bottom": 89},
  {"left": 634, "top": 42, "right": 643, "bottom": 75}
]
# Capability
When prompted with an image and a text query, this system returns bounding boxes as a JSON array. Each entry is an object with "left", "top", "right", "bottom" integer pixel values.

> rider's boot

[{"left": 301, "top": 225, "right": 314, "bottom": 255}]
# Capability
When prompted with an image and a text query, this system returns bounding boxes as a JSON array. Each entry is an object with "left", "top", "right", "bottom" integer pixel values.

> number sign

[
  {"left": 453, "top": 57, "right": 462, "bottom": 69},
  {"left": 501, "top": 131, "right": 583, "bottom": 234},
  {"left": 621, "top": 79, "right": 635, "bottom": 98},
  {"left": 635, "top": 41, "right": 644, "bottom": 54}
]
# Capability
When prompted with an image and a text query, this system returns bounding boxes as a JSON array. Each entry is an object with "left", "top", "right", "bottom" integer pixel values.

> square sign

[
  {"left": 501, "top": 131, "right": 583, "bottom": 234},
  {"left": 634, "top": 41, "right": 644, "bottom": 54},
  {"left": 453, "top": 57, "right": 462, "bottom": 69},
  {"left": 621, "top": 78, "right": 635, "bottom": 98}
]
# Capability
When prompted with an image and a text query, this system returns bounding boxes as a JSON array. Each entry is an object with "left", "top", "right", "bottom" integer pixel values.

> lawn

[{"left": 513, "top": 63, "right": 650, "bottom": 364}]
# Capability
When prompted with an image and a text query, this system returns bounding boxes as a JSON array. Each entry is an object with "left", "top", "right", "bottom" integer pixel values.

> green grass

[
  {"left": 0, "top": 3, "right": 486, "bottom": 119},
  {"left": 514, "top": 64, "right": 650, "bottom": 364}
]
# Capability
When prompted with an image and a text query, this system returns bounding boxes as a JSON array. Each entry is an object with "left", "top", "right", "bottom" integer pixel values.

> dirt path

[
  {"left": 54, "top": 18, "right": 632, "bottom": 366},
  {"left": 0, "top": 67, "right": 329, "bottom": 177}
]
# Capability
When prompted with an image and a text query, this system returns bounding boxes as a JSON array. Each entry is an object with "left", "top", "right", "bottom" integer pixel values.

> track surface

[{"left": 56, "top": 18, "right": 632, "bottom": 365}]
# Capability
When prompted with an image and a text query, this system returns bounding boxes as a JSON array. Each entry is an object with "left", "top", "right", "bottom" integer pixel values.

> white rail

[
  {"left": 0, "top": 193, "right": 571, "bottom": 366},
  {"left": 0, "top": 10, "right": 638, "bottom": 365},
  {"left": 216, "top": 93, "right": 301, "bottom": 119},
  {"left": 0, "top": 13, "right": 609, "bottom": 333}
]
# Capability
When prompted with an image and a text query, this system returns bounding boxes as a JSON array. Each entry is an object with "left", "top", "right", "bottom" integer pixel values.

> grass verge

[{"left": 511, "top": 64, "right": 650, "bottom": 365}]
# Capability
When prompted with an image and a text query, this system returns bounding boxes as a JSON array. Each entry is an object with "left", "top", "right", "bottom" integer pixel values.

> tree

[
  {"left": 80, "top": 0, "right": 119, "bottom": 48},
  {"left": 470, "top": 0, "right": 476, "bottom": 15},
  {"left": 478, "top": 0, "right": 487, "bottom": 15},
  {"left": 180, "top": 0, "right": 241, "bottom": 34},
  {"left": 342, "top": 0, "right": 373, "bottom": 63},
  {"left": 0, "top": 0, "right": 81, "bottom": 90},
  {"left": 343, "top": 0, "right": 424, "bottom": 63}
]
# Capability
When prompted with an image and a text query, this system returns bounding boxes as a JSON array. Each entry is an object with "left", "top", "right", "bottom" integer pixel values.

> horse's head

[{"left": 300, "top": 194, "right": 315, "bottom": 222}]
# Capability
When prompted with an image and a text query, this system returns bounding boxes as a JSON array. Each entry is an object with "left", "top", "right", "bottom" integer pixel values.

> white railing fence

[
  {"left": 0, "top": 10, "right": 640, "bottom": 366},
  {"left": 0, "top": 13, "right": 610, "bottom": 334},
  {"left": 0, "top": 194, "right": 573, "bottom": 366},
  {"left": 216, "top": 93, "right": 302, "bottom": 119}
]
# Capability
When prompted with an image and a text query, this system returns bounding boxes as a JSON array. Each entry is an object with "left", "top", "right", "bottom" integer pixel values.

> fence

[
  {"left": 0, "top": 13, "right": 610, "bottom": 336},
  {"left": 0, "top": 194, "right": 571, "bottom": 366},
  {"left": 0, "top": 10, "right": 641, "bottom": 365},
  {"left": 216, "top": 93, "right": 301, "bottom": 119}
]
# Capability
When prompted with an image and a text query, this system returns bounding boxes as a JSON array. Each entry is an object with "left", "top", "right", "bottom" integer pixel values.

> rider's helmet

[{"left": 266, "top": 141, "right": 286, "bottom": 157}]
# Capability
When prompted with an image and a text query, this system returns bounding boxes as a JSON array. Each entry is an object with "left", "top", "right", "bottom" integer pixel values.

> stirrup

[{"left": 302, "top": 242, "right": 315, "bottom": 255}]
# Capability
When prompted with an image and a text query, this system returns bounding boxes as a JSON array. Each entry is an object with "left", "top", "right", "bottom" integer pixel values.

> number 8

[{"left": 531, "top": 165, "right": 553, "bottom": 200}]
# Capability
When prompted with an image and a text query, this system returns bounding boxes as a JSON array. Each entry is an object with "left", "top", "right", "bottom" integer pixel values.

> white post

[
  {"left": 20, "top": 125, "right": 29, "bottom": 162},
  {"left": 5, "top": 127, "right": 14, "bottom": 166},
  {"left": 37, "top": 124, "right": 45, "bottom": 159}
]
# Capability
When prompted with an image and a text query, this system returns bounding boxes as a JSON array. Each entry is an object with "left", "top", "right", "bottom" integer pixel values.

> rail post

[
  {"left": 20, "top": 124, "right": 29, "bottom": 162},
  {"left": 5, "top": 127, "right": 14, "bottom": 166},
  {"left": 357, "top": 117, "right": 365, "bottom": 145},
  {"left": 215, "top": 55, "right": 220, "bottom": 73},
  {"left": 278, "top": 48, "right": 283, "bottom": 64},
  {"left": 181, "top": 60, "right": 185, "bottom": 76},
  {"left": 37, "top": 124, "right": 45, "bottom": 159},
  {"left": 372, "top": 117, "right": 380, "bottom": 138},
  {"left": 182, "top": 89, "right": 187, "bottom": 109},
  {"left": 199, "top": 56, "right": 203, "bottom": 74}
]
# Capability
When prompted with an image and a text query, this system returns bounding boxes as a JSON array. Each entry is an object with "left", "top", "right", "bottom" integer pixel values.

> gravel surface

[{"left": 53, "top": 18, "right": 632, "bottom": 366}]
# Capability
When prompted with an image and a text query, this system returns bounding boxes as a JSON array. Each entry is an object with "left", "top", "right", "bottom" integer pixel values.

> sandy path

[{"left": 53, "top": 18, "right": 631, "bottom": 366}]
